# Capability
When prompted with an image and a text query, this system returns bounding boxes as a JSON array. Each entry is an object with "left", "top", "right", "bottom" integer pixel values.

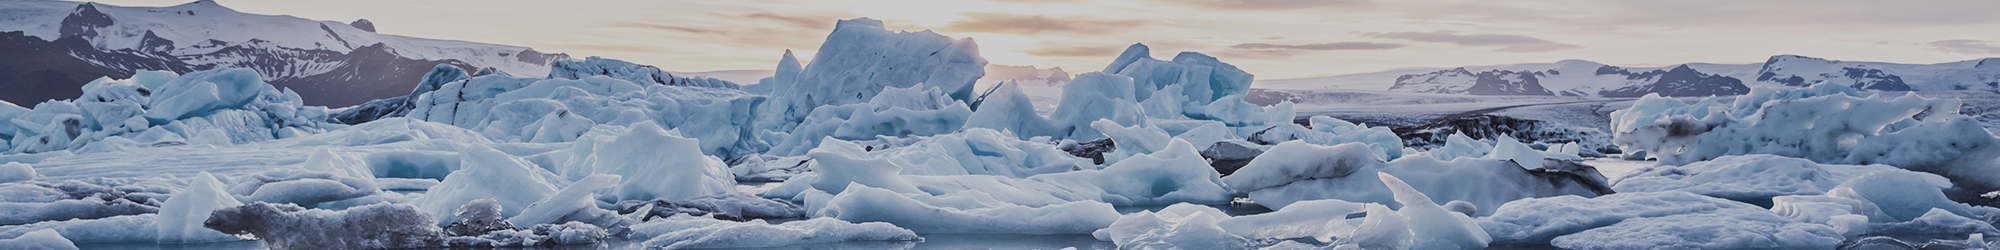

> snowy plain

[{"left": 4, "top": 12, "right": 2000, "bottom": 250}]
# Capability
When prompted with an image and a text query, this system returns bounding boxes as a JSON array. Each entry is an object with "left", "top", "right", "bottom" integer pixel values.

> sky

[{"left": 85, "top": 0, "right": 2000, "bottom": 80}]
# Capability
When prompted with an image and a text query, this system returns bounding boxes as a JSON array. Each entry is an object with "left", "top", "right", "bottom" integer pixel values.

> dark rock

[{"left": 1530, "top": 158, "right": 1616, "bottom": 196}]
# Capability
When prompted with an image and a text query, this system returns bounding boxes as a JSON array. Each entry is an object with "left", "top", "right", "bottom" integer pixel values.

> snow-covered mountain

[
  {"left": 1384, "top": 67, "right": 1554, "bottom": 95},
  {"left": 0, "top": 0, "right": 569, "bottom": 107},
  {"left": 1319, "top": 60, "right": 1757, "bottom": 97},
  {"left": 1755, "top": 55, "right": 2000, "bottom": 91},
  {"left": 1261, "top": 55, "right": 2000, "bottom": 96}
]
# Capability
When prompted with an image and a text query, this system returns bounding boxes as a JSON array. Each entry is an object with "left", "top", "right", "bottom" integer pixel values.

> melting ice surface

[{"left": 6, "top": 17, "right": 2000, "bottom": 250}]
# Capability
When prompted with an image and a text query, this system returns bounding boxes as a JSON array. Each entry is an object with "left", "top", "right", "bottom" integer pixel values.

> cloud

[
  {"left": 1929, "top": 40, "right": 2000, "bottom": 54},
  {"left": 940, "top": 13, "right": 1147, "bottom": 35},
  {"left": 1231, "top": 42, "right": 1405, "bottom": 51},
  {"left": 1172, "top": 0, "right": 1367, "bottom": 10},
  {"left": 741, "top": 12, "right": 837, "bottom": 30},
  {"left": 606, "top": 22, "right": 724, "bottom": 35},
  {"left": 1365, "top": 30, "right": 1581, "bottom": 52},
  {"left": 1023, "top": 44, "right": 1127, "bottom": 57}
]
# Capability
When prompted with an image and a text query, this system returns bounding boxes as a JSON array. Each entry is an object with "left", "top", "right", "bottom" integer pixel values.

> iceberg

[
  {"left": 587, "top": 122, "right": 735, "bottom": 201},
  {"left": 411, "top": 144, "right": 561, "bottom": 226},
  {"left": 203, "top": 202, "right": 446, "bottom": 250},
  {"left": 0, "top": 162, "right": 31, "bottom": 183},
  {"left": 816, "top": 184, "right": 1121, "bottom": 234},
  {"left": 1223, "top": 141, "right": 1609, "bottom": 214},
  {"left": 755, "top": 18, "right": 986, "bottom": 136},
  {"left": 153, "top": 172, "right": 244, "bottom": 244},
  {"left": 632, "top": 215, "right": 920, "bottom": 249},
  {"left": 1091, "top": 138, "right": 1233, "bottom": 205},
  {"left": 1611, "top": 154, "right": 1936, "bottom": 202},
  {"left": 0, "top": 229, "right": 75, "bottom": 250},
  {"left": 1610, "top": 83, "right": 2000, "bottom": 191}
]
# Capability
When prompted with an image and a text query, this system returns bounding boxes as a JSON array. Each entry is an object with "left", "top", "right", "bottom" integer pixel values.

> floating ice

[
  {"left": 632, "top": 215, "right": 920, "bottom": 249},
  {"left": 1377, "top": 173, "right": 1490, "bottom": 249},
  {"left": 755, "top": 18, "right": 986, "bottom": 137},
  {"left": 619, "top": 194, "right": 805, "bottom": 222},
  {"left": 1091, "top": 138, "right": 1232, "bottom": 205},
  {"left": 2, "top": 68, "right": 333, "bottom": 155},
  {"left": 203, "top": 202, "right": 446, "bottom": 250},
  {"left": 153, "top": 172, "right": 243, "bottom": 244},
  {"left": 1611, "top": 154, "right": 1933, "bottom": 201},
  {"left": 407, "top": 67, "right": 768, "bottom": 159},
  {"left": 589, "top": 122, "right": 735, "bottom": 201},
  {"left": 1478, "top": 191, "right": 1767, "bottom": 244},
  {"left": 1610, "top": 83, "right": 2000, "bottom": 191},
  {"left": 0, "top": 162, "right": 31, "bottom": 183},
  {"left": 1092, "top": 203, "right": 1251, "bottom": 249},
  {"left": 412, "top": 144, "right": 560, "bottom": 226},
  {"left": 226, "top": 170, "right": 379, "bottom": 207},
  {"left": 817, "top": 184, "right": 1121, "bottom": 234},
  {"left": 1247, "top": 116, "right": 1401, "bottom": 160},
  {"left": 507, "top": 174, "right": 620, "bottom": 226},
  {"left": 1223, "top": 141, "right": 1608, "bottom": 214},
  {"left": 766, "top": 86, "right": 973, "bottom": 156},
  {"left": 0, "top": 229, "right": 76, "bottom": 250},
  {"left": 548, "top": 57, "right": 740, "bottom": 89},
  {"left": 1547, "top": 207, "right": 1844, "bottom": 249}
]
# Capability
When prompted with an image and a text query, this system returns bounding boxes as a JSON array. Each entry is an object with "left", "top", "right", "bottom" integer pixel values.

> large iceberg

[
  {"left": 756, "top": 18, "right": 985, "bottom": 135},
  {"left": 2, "top": 69, "right": 336, "bottom": 155},
  {"left": 1610, "top": 83, "right": 2000, "bottom": 191}
]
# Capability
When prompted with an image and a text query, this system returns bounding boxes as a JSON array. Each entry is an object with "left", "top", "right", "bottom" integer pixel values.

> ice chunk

[
  {"left": 548, "top": 57, "right": 740, "bottom": 89},
  {"left": 203, "top": 202, "right": 445, "bottom": 250},
  {"left": 805, "top": 138, "right": 923, "bottom": 194},
  {"left": 1486, "top": 135, "right": 1576, "bottom": 168},
  {"left": 1341, "top": 203, "right": 1412, "bottom": 249},
  {"left": 871, "top": 128, "right": 1084, "bottom": 178},
  {"left": 1225, "top": 141, "right": 1608, "bottom": 214},
  {"left": 964, "top": 81, "right": 1059, "bottom": 139},
  {"left": 1477, "top": 191, "right": 1765, "bottom": 244},
  {"left": 1091, "top": 119, "right": 1172, "bottom": 165},
  {"left": 1103, "top": 43, "right": 1254, "bottom": 105},
  {"left": 1609, "top": 84, "right": 2000, "bottom": 191},
  {"left": 154, "top": 172, "right": 244, "bottom": 244},
  {"left": 0, "top": 191, "right": 160, "bottom": 225},
  {"left": 0, "top": 229, "right": 76, "bottom": 250},
  {"left": 227, "top": 170, "right": 379, "bottom": 207},
  {"left": 756, "top": 18, "right": 985, "bottom": 133},
  {"left": 1216, "top": 199, "right": 1364, "bottom": 243},
  {"left": 1247, "top": 116, "right": 1402, "bottom": 160},
  {"left": 443, "top": 199, "right": 511, "bottom": 237},
  {"left": 1377, "top": 173, "right": 1490, "bottom": 249},
  {"left": 1869, "top": 208, "right": 2000, "bottom": 236},
  {"left": 1091, "top": 138, "right": 1232, "bottom": 205},
  {"left": 768, "top": 86, "right": 974, "bottom": 156},
  {"left": 445, "top": 221, "right": 607, "bottom": 247},
  {"left": 1548, "top": 208, "right": 1843, "bottom": 249},
  {"left": 620, "top": 194, "right": 805, "bottom": 222},
  {"left": 1611, "top": 154, "right": 1927, "bottom": 201},
  {"left": 1426, "top": 132, "right": 1492, "bottom": 161},
  {"left": 1832, "top": 170, "right": 1973, "bottom": 222},
  {"left": 0, "top": 214, "right": 156, "bottom": 244},
  {"left": 508, "top": 174, "right": 619, "bottom": 226},
  {"left": 0, "top": 162, "right": 32, "bottom": 183},
  {"left": 818, "top": 184, "right": 1121, "bottom": 234},
  {"left": 1046, "top": 72, "right": 1146, "bottom": 141},
  {"left": 143, "top": 68, "right": 275, "bottom": 121},
  {"left": 1092, "top": 203, "right": 1251, "bottom": 249},
  {"left": 633, "top": 216, "right": 920, "bottom": 249},
  {"left": 413, "top": 144, "right": 560, "bottom": 226},
  {"left": 589, "top": 122, "right": 734, "bottom": 201}
]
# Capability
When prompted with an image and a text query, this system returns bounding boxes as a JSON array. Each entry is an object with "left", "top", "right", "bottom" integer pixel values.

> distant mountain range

[
  {"left": 1260, "top": 55, "right": 2000, "bottom": 97},
  {"left": 0, "top": 0, "right": 569, "bottom": 107}
]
